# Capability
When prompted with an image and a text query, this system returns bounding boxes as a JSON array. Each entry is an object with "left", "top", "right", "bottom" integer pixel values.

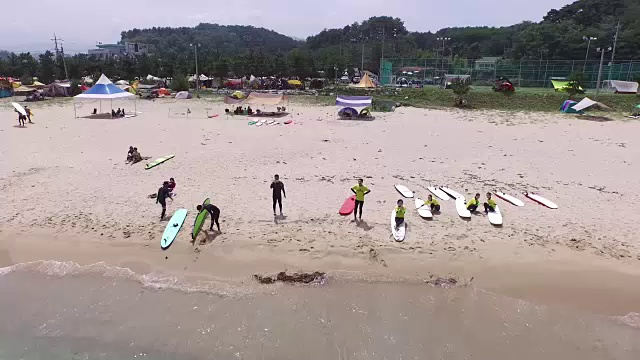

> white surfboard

[
  {"left": 12, "top": 102, "right": 26, "bottom": 116},
  {"left": 391, "top": 209, "right": 406, "bottom": 242},
  {"left": 455, "top": 198, "right": 472, "bottom": 219},
  {"left": 414, "top": 198, "right": 433, "bottom": 219},
  {"left": 395, "top": 184, "right": 414, "bottom": 198},
  {"left": 525, "top": 192, "right": 558, "bottom": 209},
  {"left": 428, "top": 187, "right": 449, "bottom": 201},
  {"left": 266, "top": 119, "right": 276, "bottom": 125},
  {"left": 487, "top": 206, "right": 503, "bottom": 225},
  {"left": 440, "top": 186, "right": 464, "bottom": 200},
  {"left": 494, "top": 191, "right": 524, "bottom": 207}
]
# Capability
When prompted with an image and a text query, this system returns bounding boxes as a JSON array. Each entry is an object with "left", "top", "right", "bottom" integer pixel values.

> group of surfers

[{"left": 154, "top": 177, "right": 500, "bottom": 236}]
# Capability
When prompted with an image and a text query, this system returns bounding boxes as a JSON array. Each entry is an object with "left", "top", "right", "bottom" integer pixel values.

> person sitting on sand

[
  {"left": 466, "top": 193, "right": 481, "bottom": 212},
  {"left": 484, "top": 192, "right": 497, "bottom": 214},
  {"left": 121, "top": 108, "right": 126, "bottom": 117},
  {"left": 126, "top": 146, "right": 135, "bottom": 163},
  {"left": 115, "top": 108, "right": 122, "bottom": 117},
  {"left": 156, "top": 181, "right": 173, "bottom": 220},
  {"left": 196, "top": 203, "right": 220, "bottom": 233},
  {"left": 423, "top": 194, "right": 440, "bottom": 212},
  {"left": 247, "top": 106, "right": 253, "bottom": 115},
  {"left": 394, "top": 199, "right": 407, "bottom": 230},
  {"left": 92, "top": 108, "right": 98, "bottom": 115},
  {"left": 130, "top": 147, "right": 143, "bottom": 164},
  {"left": 111, "top": 109, "right": 117, "bottom": 117}
]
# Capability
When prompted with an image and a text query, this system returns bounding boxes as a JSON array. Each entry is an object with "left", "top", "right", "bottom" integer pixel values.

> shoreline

[{"left": 2, "top": 227, "right": 640, "bottom": 317}]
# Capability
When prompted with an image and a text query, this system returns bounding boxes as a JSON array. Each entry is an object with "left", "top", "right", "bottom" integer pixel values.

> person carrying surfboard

[
  {"left": 270, "top": 174, "right": 286, "bottom": 217},
  {"left": 424, "top": 195, "right": 441, "bottom": 212},
  {"left": 466, "top": 193, "right": 481, "bottom": 212},
  {"left": 351, "top": 179, "right": 370, "bottom": 222},
  {"left": 15, "top": 108, "right": 25, "bottom": 127},
  {"left": 394, "top": 199, "right": 407, "bottom": 230},
  {"left": 484, "top": 192, "right": 497, "bottom": 214},
  {"left": 196, "top": 203, "right": 221, "bottom": 232}
]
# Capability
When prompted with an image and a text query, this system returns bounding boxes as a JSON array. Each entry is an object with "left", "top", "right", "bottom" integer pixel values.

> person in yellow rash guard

[
  {"left": 466, "top": 193, "right": 481, "bottom": 212},
  {"left": 423, "top": 194, "right": 440, "bottom": 212},
  {"left": 484, "top": 192, "right": 497, "bottom": 214},
  {"left": 394, "top": 199, "right": 406, "bottom": 230},
  {"left": 351, "top": 178, "right": 370, "bottom": 222}
]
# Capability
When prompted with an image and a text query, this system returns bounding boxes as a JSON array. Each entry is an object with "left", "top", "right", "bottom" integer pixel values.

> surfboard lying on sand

[
  {"left": 414, "top": 198, "right": 432, "bottom": 219},
  {"left": 192, "top": 198, "right": 211, "bottom": 240},
  {"left": 487, "top": 206, "right": 503, "bottom": 226},
  {"left": 428, "top": 187, "right": 449, "bottom": 201},
  {"left": 524, "top": 192, "right": 558, "bottom": 209},
  {"left": 284, "top": 120, "right": 293, "bottom": 125},
  {"left": 339, "top": 196, "right": 356, "bottom": 215},
  {"left": 494, "top": 191, "right": 524, "bottom": 207},
  {"left": 439, "top": 186, "right": 464, "bottom": 200},
  {"left": 455, "top": 198, "right": 472, "bottom": 219},
  {"left": 12, "top": 102, "right": 26, "bottom": 116},
  {"left": 395, "top": 184, "right": 414, "bottom": 198},
  {"left": 161, "top": 209, "right": 188, "bottom": 249},
  {"left": 390, "top": 209, "right": 406, "bottom": 242},
  {"left": 145, "top": 155, "right": 175, "bottom": 170},
  {"left": 266, "top": 119, "right": 276, "bottom": 125}
]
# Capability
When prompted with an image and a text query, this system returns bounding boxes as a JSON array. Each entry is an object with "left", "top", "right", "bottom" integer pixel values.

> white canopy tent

[{"left": 74, "top": 74, "right": 137, "bottom": 118}]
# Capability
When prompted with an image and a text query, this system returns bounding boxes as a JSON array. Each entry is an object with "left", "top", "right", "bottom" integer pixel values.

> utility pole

[
  {"left": 190, "top": 43, "right": 201, "bottom": 97},
  {"left": 51, "top": 33, "right": 69, "bottom": 80},
  {"left": 582, "top": 36, "right": 597, "bottom": 72},
  {"left": 437, "top": 37, "right": 451, "bottom": 74},
  {"left": 608, "top": 21, "right": 621, "bottom": 80},
  {"left": 595, "top": 46, "right": 612, "bottom": 99},
  {"left": 361, "top": 43, "right": 365, "bottom": 73}
]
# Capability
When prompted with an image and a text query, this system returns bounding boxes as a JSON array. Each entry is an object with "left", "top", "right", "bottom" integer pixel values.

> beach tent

[
  {"left": 551, "top": 80, "right": 584, "bottom": 93},
  {"left": 14, "top": 86, "right": 36, "bottom": 95},
  {"left": 74, "top": 74, "right": 136, "bottom": 118},
  {"left": 0, "top": 78, "right": 12, "bottom": 98},
  {"left": 350, "top": 73, "right": 376, "bottom": 88},
  {"left": 175, "top": 91, "right": 192, "bottom": 99},
  {"left": 231, "top": 90, "right": 246, "bottom": 99},
  {"left": 559, "top": 100, "right": 583, "bottom": 114},
  {"left": 43, "top": 83, "right": 70, "bottom": 97},
  {"left": 115, "top": 80, "right": 129, "bottom": 85},
  {"left": 603, "top": 80, "right": 638, "bottom": 94},
  {"left": 30, "top": 81, "right": 46, "bottom": 88},
  {"left": 572, "top": 97, "right": 610, "bottom": 112},
  {"left": 245, "top": 92, "right": 285, "bottom": 106},
  {"left": 287, "top": 79, "right": 303, "bottom": 88},
  {"left": 336, "top": 95, "right": 372, "bottom": 108}
]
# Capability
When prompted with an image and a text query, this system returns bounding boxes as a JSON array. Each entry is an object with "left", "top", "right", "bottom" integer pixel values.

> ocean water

[{"left": 1, "top": 261, "right": 639, "bottom": 359}]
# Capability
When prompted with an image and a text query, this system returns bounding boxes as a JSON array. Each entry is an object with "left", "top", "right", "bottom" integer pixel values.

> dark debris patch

[{"left": 254, "top": 271, "right": 327, "bottom": 285}]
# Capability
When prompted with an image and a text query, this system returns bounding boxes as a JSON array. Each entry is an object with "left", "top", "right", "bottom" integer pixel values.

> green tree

[
  {"left": 451, "top": 77, "right": 471, "bottom": 107},
  {"left": 37, "top": 51, "right": 57, "bottom": 83},
  {"left": 170, "top": 73, "right": 189, "bottom": 91}
]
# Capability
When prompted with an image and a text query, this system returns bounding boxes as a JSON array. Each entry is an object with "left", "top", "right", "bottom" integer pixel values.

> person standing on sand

[
  {"left": 197, "top": 203, "right": 221, "bottom": 232},
  {"left": 24, "top": 106, "right": 33, "bottom": 123},
  {"left": 270, "top": 174, "right": 286, "bottom": 216},
  {"left": 15, "top": 109, "right": 25, "bottom": 127},
  {"left": 156, "top": 181, "right": 173, "bottom": 220},
  {"left": 466, "top": 193, "right": 481, "bottom": 212},
  {"left": 351, "top": 178, "right": 370, "bottom": 222}
]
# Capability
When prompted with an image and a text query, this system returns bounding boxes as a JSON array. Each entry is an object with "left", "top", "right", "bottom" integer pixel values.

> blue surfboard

[{"left": 161, "top": 209, "right": 188, "bottom": 250}]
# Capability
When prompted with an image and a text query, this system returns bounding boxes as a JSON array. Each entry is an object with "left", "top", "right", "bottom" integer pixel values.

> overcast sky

[{"left": 1, "top": 0, "right": 575, "bottom": 53}]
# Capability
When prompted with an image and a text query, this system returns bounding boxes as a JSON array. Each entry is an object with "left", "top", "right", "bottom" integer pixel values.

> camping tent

[
  {"left": 560, "top": 100, "right": 583, "bottom": 114},
  {"left": 74, "top": 74, "right": 136, "bottom": 118},
  {"left": 572, "top": 97, "right": 610, "bottom": 112},
  {"left": 175, "top": 91, "right": 192, "bottom": 99},
  {"left": 603, "top": 80, "right": 638, "bottom": 94},
  {"left": 44, "top": 83, "right": 70, "bottom": 97},
  {"left": 350, "top": 73, "right": 376, "bottom": 88}
]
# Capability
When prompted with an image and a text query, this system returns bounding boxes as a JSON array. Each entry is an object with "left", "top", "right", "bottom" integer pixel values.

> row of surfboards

[
  {"left": 248, "top": 119, "right": 293, "bottom": 126},
  {"left": 339, "top": 184, "right": 558, "bottom": 242}
]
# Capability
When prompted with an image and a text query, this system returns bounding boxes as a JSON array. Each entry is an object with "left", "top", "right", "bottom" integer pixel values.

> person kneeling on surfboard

[
  {"left": 424, "top": 195, "right": 441, "bottom": 212},
  {"left": 395, "top": 199, "right": 406, "bottom": 230},
  {"left": 466, "top": 193, "right": 481, "bottom": 212},
  {"left": 197, "top": 203, "right": 221, "bottom": 232},
  {"left": 484, "top": 192, "right": 497, "bottom": 214},
  {"left": 156, "top": 181, "right": 173, "bottom": 220},
  {"left": 351, "top": 179, "right": 370, "bottom": 222}
]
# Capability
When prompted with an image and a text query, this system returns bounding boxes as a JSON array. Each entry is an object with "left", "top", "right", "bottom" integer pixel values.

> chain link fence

[{"left": 379, "top": 58, "right": 640, "bottom": 89}]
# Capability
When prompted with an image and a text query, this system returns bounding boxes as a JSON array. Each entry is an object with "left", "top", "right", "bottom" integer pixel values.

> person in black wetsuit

[
  {"left": 196, "top": 203, "right": 220, "bottom": 232},
  {"left": 270, "top": 174, "right": 286, "bottom": 216},
  {"left": 156, "top": 181, "right": 173, "bottom": 220}
]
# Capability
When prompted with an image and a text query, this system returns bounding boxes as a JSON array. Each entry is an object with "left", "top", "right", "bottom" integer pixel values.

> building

[
  {"left": 474, "top": 57, "right": 501, "bottom": 71},
  {"left": 88, "top": 42, "right": 150, "bottom": 59}
]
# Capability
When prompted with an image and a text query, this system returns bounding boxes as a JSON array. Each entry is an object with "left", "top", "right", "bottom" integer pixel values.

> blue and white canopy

[
  {"left": 75, "top": 74, "right": 135, "bottom": 99},
  {"left": 336, "top": 95, "right": 372, "bottom": 108}
]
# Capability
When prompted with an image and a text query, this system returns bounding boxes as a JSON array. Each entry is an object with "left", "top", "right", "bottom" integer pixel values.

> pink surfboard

[{"left": 339, "top": 196, "right": 356, "bottom": 215}]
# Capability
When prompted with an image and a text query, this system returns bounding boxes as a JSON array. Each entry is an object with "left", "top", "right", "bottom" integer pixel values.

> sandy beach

[{"left": 1, "top": 97, "right": 640, "bottom": 358}]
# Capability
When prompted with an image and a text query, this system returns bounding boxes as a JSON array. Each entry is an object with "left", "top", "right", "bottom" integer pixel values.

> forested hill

[{"left": 121, "top": 23, "right": 300, "bottom": 56}]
